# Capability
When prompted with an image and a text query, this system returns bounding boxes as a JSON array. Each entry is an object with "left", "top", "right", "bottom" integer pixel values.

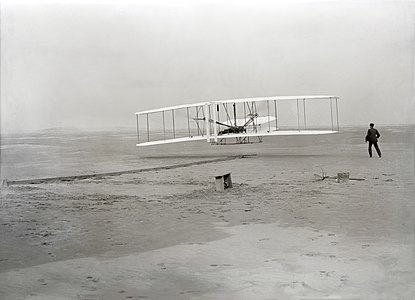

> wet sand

[{"left": 1, "top": 127, "right": 414, "bottom": 299}]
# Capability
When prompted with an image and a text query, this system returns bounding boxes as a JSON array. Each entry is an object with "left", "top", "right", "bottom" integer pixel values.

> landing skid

[{"left": 212, "top": 136, "right": 263, "bottom": 145}]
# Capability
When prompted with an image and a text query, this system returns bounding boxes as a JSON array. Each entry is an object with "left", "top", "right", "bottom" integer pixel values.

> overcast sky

[{"left": 1, "top": 0, "right": 414, "bottom": 133}]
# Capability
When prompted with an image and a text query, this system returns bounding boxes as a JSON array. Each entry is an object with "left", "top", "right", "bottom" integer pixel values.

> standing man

[{"left": 365, "top": 123, "right": 382, "bottom": 158}]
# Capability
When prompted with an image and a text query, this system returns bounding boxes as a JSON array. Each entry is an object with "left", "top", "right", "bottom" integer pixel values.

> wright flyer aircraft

[{"left": 135, "top": 96, "right": 339, "bottom": 146}]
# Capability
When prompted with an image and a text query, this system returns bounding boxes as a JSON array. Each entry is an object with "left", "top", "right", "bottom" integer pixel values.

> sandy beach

[{"left": 1, "top": 126, "right": 414, "bottom": 299}]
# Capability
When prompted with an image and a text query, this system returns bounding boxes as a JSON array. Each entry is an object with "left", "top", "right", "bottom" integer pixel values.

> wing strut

[
  {"left": 195, "top": 106, "right": 204, "bottom": 136},
  {"left": 267, "top": 100, "right": 271, "bottom": 132},
  {"left": 330, "top": 98, "right": 334, "bottom": 131},
  {"left": 186, "top": 107, "right": 191, "bottom": 138},
  {"left": 162, "top": 111, "right": 166, "bottom": 140},
  {"left": 146, "top": 113, "right": 150, "bottom": 142},
  {"left": 274, "top": 100, "right": 278, "bottom": 131},
  {"left": 205, "top": 103, "right": 210, "bottom": 142},
  {"left": 336, "top": 97, "right": 339, "bottom": 131},
  {"left": 212, "top": 104, "right": 218, "bottom": 142},
  {"left": 233, "top": 103, "right": 237, "bottom": 127},
  {"left": 172, "top": 109, "right": 176, "bottom": 139},
  {"left": 303, "top": 98, "right": 307, "bottom": 130},
  {"left": 139, "top": 115, "right": 140, "bottom": 144},
  {"left": 297, "top": 99, "right": 300, "bottom": 131}
]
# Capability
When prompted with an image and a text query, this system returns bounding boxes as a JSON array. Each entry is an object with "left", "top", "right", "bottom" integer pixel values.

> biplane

[{"left": 135, "top": 95, "right": 339, "bottom": 146}]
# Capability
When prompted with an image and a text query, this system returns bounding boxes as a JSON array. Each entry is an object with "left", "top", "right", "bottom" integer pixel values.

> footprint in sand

[
  {"left": 283, "top": 280, "right": 319, "bottom": 294},
  {"left": 180, "top": 290, "right": 200, "bottom": 294},
  {"left": 81, "top": 285, "right": 97, "bottom": 291},
  {"left": 37, "top": 279, "right": 47, "bottom": 286},
  {"left": 319, "top": 270, "right": 335, "bottom": 277},
  {"left": 264, "top": 258, "right": 280, "bottom": 263},
  {"left": 86, "top": 276, "right": 99, "bottom": 282},
  {"left": 111, "top": 242, "right": 128, "bottom": 246},
  {"left": 304, "top": 252, "right": 322, "bottom": 257}
]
